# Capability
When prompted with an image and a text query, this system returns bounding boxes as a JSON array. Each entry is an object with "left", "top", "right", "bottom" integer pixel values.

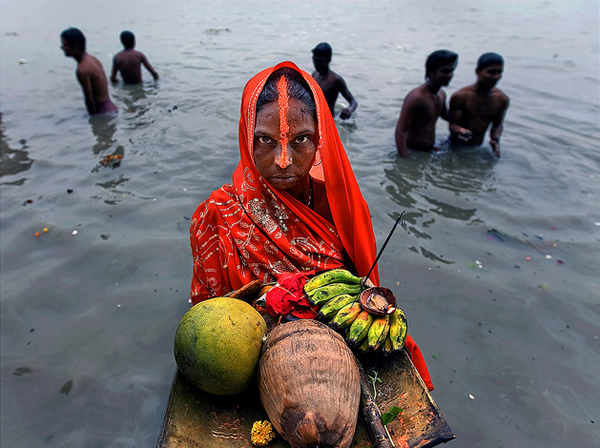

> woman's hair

[
  {"left": 61, "top": 27, "right": 86, "bottom": 52},
  {"left": 256, "top": 67, "right": 317, "bottom": 120}
]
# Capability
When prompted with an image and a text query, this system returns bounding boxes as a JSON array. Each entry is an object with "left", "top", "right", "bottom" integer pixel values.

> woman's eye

[
  {"left": 257, "top": 136, "right": 271, "bottom": 144},
  {"left": 294, "top": 135, "right": 309, "bottom": 144}
]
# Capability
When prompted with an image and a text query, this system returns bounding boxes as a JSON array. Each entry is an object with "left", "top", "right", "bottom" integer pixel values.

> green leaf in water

[{"left": 381, "top": 406, "right": 403, "bottom": 426}]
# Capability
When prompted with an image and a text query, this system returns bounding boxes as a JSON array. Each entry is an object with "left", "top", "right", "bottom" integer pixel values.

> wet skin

[{"left": 449, "top": 63, "right": 509, "bottom": 157}]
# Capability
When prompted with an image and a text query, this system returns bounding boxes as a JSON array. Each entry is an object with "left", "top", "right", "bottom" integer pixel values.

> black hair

[
  {"left": 312, "top": 42, "right": 332, "bottom": 60},
  {"left": 120, "top": 30, "right": 135, "bottom": 49},
  {"left": 256, "top": 67, "right": 317, "bottom": 121},
  {"left": 477, "top": 52, "right": 504, "bottom": 70},
  {"left": 425, "top": 49, "right": 458, "bottom": 79},
  {"left": 61, "top": 27, "right": 86, "bottom": 52}
]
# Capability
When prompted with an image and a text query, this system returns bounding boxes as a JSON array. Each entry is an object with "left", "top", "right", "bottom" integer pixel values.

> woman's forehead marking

[{"left": 277, "top": 76, "right": 290, "bottom": 159}]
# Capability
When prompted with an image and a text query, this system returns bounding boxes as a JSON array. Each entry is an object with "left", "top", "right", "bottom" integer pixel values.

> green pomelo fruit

[{"left": 174, "top": 297, "right": 267, "bottom": 395}]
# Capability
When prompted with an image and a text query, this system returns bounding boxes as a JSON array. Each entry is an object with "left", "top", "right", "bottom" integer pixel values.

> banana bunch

[
  {"left": 353, "top": 309, "right": 407, "bottom": 355},
  {"left": 305, "top": 269, "right": 408, "bottom": 355}
]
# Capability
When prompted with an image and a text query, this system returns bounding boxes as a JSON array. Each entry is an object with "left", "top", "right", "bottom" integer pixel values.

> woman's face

[{"left": 253, "top": 97, "right": 317, "bottom": 192}]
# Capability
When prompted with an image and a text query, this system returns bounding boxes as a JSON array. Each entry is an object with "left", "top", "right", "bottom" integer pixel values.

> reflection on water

[
  {"left": 111, "top": 82, "right": 159, "bottom": 129},
  {"left": 384, "top": 144, "right": 496, "bottom": 217},
  {"left": 383, "top": 144, "right": 497, "bottom": 263},
  {"left": 89, "top": 114, "right": 117, "bottom": 155},
  {"left": 0, "top": 125, "right": 33, "bottom": 179},
  {"left": 425, "top": 140, "right": 498, "bottom": 193}
]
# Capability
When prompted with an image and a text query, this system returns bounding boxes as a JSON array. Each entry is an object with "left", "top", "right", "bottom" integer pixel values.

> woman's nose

[{"left": 276, "top": 142, "right": 292, "bottom": 169}]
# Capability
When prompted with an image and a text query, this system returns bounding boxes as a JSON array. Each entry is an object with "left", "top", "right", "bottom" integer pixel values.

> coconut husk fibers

[{"left": 258, "top": 319, "right": 361, "bottom": 448}]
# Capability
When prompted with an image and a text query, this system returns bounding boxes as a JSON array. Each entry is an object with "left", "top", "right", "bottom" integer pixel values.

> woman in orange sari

[{"left": 189, "top": 62, "right": 433, "bottom": 390}]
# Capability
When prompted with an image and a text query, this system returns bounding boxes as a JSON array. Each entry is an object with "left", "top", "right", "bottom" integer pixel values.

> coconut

[{"left": 258, "top": 319, "right": 360, "bottom": 448}]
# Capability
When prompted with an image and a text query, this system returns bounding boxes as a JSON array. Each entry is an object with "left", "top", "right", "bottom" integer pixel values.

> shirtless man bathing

[
  {"left": 110, "top": 30, "right": 159, "bottom": 84},
  {"left": 311, "top": 42, "right": 358, "bottom": 120},
  {"left": 60, "top": 27, "right": 117, "bottom": 115},
  {"left": 449, "top": 52, "right": 510, "bottom": 157},
  {"left": 394, "top": 50, "right": 458, "bottom": 158}
]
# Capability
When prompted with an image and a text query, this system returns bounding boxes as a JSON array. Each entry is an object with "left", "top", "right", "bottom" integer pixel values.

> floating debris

[
  {"left": 13, "top": 367, "right": 33, "bottom": 376},
  {"left": 99, "top": 154, "right": 123, "bottom": 167},
  {"left": 469, "top": 260, "right": 485, "bottom": 270},
  {"left": 59, "top": 380, "right": 73, "bottom": 395}
]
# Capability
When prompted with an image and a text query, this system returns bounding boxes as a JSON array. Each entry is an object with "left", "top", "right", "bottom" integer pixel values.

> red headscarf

[{"left": 190, "top": 61, "right": 379, "bottom": 302}]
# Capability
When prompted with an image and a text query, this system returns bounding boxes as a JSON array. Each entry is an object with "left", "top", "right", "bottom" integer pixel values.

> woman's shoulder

[{"left": 190, "top": 184, "right": 239, "bottom": 228}]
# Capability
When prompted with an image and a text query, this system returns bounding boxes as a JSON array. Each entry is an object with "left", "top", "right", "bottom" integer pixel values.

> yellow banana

[
  {"left": 367, "top": 315, "right": 390, "bottom": 351},
  {"left": 318, "top": 294, "right": 358, "bottom": 320},
  {"left": 381, "top": 335, "right": 393, "bottom": 355},
  {"left": 388, "top": 308, "right": 408, "bottom": 351},
  {"left": 329, "top": 302, "right": 362, "bottom": 330},
  {"left": 304, "top": 269, "right": 363, "bottom": 294},
  {"left": 307, "top": 282, "right": 362, "bottom": 306},
  {"left": 346, "top": 310, "right": 374, "bottom": 347}
]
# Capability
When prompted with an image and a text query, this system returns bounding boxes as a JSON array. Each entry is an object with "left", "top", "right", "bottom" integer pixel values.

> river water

[{"left": 1, "top": 0, "right": 598, "bottom": 446}]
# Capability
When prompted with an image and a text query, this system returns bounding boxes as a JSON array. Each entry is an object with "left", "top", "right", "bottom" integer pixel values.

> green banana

[
  {"left": 317, "top": 294, "right": 358, "bottom": 320},
  {"left": 388, "top": 308, "right": 408, "bottom": 351},
  {"left": 306, "top": 282, "right": 363, "bottom": 306},
  {"left": 329, "top": 302, "right": 362, "bottom": 330},
  {"left": 304, "top": 269, "right": 363, "bottom": 294},
  {"left": 346, "top": 310, "right": 374, "bottom": 347},
  {"left": 367, "top": 315, "right": 390, "bottom": 351},
  {"left": 357, "top": 337, "right": 370, "bottom": 355}
]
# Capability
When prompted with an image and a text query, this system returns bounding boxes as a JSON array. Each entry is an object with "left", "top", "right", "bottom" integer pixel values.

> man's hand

[
  {"left": 457, "top": 128, "right": 473, "bottom": 142},
  {"left": 340, "top": 107, "right": 352, "bottom": 120},
  {"left": 490, "top": 140, "right": 501, "bottom": 157}
]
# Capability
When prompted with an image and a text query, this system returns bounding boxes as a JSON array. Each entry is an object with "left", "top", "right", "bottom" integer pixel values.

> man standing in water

[
  {"left": 60, "top": 28, "right": 118, "bottom": 115},
  {"left": 110, "top": 31, "right": 159, "bottom": 84},
  {"left": 449, "top": 52, "right": 510, "bottom": 157},
  {"left": 311, "top": 42, "right": 358, "bottom": 119},
  {"left": 394, "top": 50, "right": 458, "bottom": 158}
]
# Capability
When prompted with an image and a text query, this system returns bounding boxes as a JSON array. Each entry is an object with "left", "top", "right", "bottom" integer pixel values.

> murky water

[{"left": 1, "top": 0, "right": 599, "bottom": 446}]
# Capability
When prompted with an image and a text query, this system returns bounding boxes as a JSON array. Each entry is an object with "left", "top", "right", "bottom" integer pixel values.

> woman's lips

[{"left": 269, "top": 175, "right": 297, "bottom": 187}]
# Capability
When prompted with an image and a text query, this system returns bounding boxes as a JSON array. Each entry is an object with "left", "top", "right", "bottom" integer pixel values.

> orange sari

[
  {"left": 189, "top": 61, "right": 433, "bottom": 390},
  {"left": 190, "top": 61, "right": 379, "bottom": 302}
]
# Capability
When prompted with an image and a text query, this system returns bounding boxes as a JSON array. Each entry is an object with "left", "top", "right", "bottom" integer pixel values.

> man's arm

[
  {"left": 439, "top": 90, "right": 449, "bottom": 121},
  {"left": 110, "top": 57, "right": 119, "bottom": 83},
  {"left": 448, "top": 94, "right": 472, "bottom": 142},
  {"left": 337, "top": 78, "right": 357, "bottom": 120},
  {"left": 77, "top": 70, "right": 97, "bottom": 115},
  {"left": 141, "top": 54, "right": 159, "bottom": 80},
  {"left": 489, "top": 97, "right": 510, "bottom": 158},
  {"left": 394, "top": 95, "right": 417, "bottom": 158}
]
